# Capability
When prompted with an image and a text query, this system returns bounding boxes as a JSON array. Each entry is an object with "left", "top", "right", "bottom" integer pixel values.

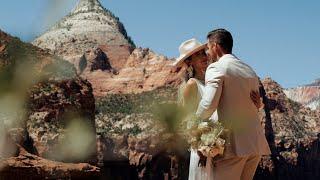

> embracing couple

[{"left": 173, "top": 29, "right": 271, "bottom": 180}]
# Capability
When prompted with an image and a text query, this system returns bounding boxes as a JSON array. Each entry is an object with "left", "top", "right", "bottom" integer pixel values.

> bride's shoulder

[
  {"left": 181, "top": 79, "right": 199, "bottom": 94},
  {"left": 179, "top": 78, "right": 203, "bottom": 94},
  {"left": 186, "top": 78, "right": 198, "bottom": 86}
]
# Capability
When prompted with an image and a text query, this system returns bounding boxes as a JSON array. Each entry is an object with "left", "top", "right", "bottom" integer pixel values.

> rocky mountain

[
  {"left": 30, "top": 0, "right": 184, "bottom": 95},
  {"left": 307, "top": 79, "right": 320, "bottom": 86},
  {"left": 284, "top": 79, "right": 320, "bottom": 110},
  {"left": 0, "top": 30, "right": 99, "bottom": 178},
  {"left": 255, "top": 78, "right": 320, "bottom": 180},
  {"left": 85, "top": 48, "right": 182, "bottom": 96},
  {"left": 32, "top": 0, "right": 135, "bottom": 71},
  {"left": 32, "top": 0, "right": 181, "bottom": 97}
]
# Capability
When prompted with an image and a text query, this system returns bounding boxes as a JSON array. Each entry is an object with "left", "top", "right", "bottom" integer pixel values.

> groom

[{"left": 196, "top": 29, "right": 271, "bottom": 180}]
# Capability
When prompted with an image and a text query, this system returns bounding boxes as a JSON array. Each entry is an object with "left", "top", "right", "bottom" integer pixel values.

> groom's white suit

[{"left": 196, "top": 54, "right": 271, "bottom": 180}]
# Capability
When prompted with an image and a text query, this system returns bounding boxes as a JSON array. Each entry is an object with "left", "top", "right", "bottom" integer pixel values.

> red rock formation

[
  {"left": 31, "top": 1, "right": 183, "bottom": 97},
  {"left": 27, "top": 77, "right": 97, "bottom": 163},
  {"left": 255, "top": 78, "right": 320, "bottom": 180},
  {"left": 99, "top": 44, "right": 133, "bottom": 70},
  {"left": 0, "top": 146, "right": 100, "bottom": 180},
  {"left": 284, "top": 80, "right": 320, "bottom": 110},
  {"left": 1, "top": 29, "right": 99, "bottom": 178},
  {"left": 85, "top": 48, "right": 182, "bottom": 96},
  {"left": 78, "top": 47, "right": 113, "bottom": 73}
]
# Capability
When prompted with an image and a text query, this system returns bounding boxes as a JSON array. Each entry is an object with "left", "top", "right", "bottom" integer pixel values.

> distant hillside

[{"left": 284, "top": 79, "right": 320, "bottom": 110}]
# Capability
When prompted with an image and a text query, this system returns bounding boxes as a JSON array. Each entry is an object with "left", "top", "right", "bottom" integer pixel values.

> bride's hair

[
  {"left": 184, "top": 57, "right": 195, "bottom": 82},
  {"left": 178, "top": 57, "right": 195, "bottom": 105}
]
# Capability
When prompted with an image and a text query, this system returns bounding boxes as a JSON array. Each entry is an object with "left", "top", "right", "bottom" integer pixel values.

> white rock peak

[
  {"left": 32, "top": 0, "right": 135, "bottom": 65},
  {"left": 72, "top": 0, "right": 105, "bottom": 15}
]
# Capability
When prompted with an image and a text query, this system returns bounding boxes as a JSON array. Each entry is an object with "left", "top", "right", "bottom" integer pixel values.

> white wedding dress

[
  {"left": 188, "top": 149, "right": 214, "bottom": 180},
  {"left": 181, "top": 78, "right": 218, "bottom": 180}
]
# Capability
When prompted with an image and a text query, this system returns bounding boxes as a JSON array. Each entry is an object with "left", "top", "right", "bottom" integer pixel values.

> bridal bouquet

[{"left": 186, "top": 115, "right": 225, "bottom": 157}]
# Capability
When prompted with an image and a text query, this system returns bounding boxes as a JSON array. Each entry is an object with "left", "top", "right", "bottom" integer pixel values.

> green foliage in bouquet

[{"left": 185, "top": 115, "right": 225, "bottom": 157}]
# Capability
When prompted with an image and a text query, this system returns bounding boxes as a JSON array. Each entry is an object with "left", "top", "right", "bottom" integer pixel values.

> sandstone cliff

[
  {"left": 85, "top": 48, "right": 182, "bottom": 96},
  {"left": 254, "top": 78, "right": 320, "bottom": 180},
  {"left": 284, "top": 79, "right": 320, "bottom": 110},
  {"left": 0, "top": 29, "right": 99, "bottom": 178}
]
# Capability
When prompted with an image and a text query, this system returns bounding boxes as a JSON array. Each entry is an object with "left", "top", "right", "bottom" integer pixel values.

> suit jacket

[{"left": 196, "top": 54, "right": 271, "bottom": 156}]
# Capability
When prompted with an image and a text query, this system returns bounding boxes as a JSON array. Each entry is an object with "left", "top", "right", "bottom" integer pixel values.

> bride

[{"left": 173, "top": 39, "right": 262, "bottom": 180}]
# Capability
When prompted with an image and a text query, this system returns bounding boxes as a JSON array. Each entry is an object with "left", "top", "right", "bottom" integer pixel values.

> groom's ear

[{"left": 216, "top": 43, "right": 224, "bottom": 53}]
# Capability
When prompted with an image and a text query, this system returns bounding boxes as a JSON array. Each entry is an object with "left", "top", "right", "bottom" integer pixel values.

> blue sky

[{"left": 0, "top": 0, "right": 319, "bottom": 88}]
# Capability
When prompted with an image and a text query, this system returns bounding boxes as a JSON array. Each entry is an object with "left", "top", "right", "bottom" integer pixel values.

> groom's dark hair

[{"left": 207, "top": 28, "right": 233, "bottom": 53}]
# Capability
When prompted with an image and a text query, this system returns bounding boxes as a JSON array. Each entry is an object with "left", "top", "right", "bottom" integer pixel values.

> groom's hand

[
  {"left": 250, "top": 90, "right": 264, "bottom": 109},
  {"left": 197, "top": 150, "right": 207, "bottom": 167}
]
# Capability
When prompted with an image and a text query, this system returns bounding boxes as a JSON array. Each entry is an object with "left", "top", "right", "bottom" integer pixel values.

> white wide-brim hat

[{"left": 172, "top": 38, "right": 207, "bottom": 67}]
